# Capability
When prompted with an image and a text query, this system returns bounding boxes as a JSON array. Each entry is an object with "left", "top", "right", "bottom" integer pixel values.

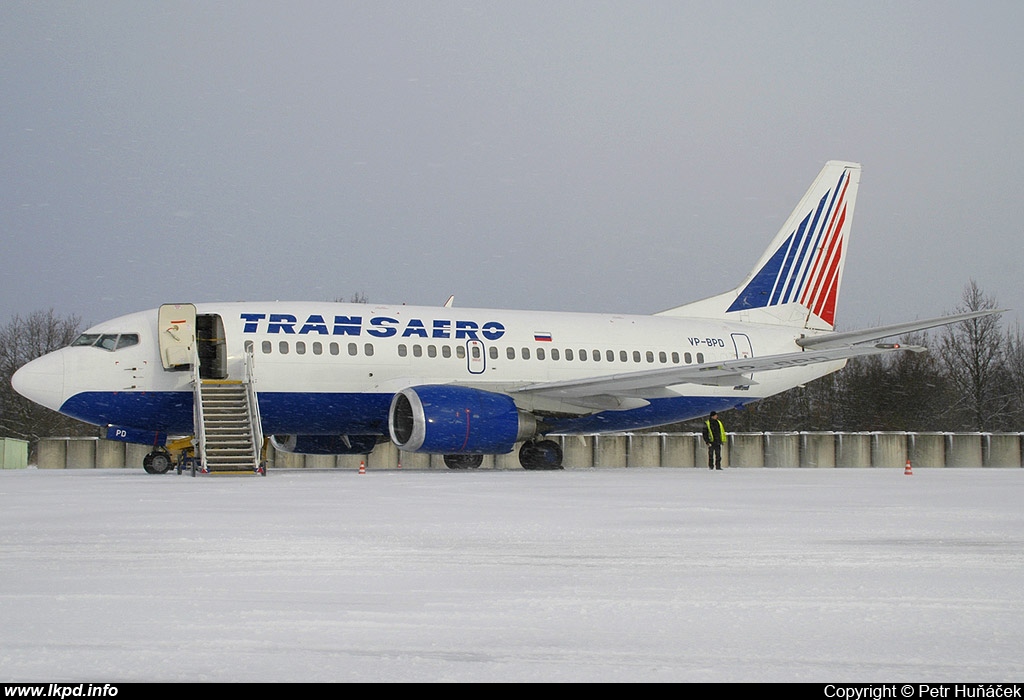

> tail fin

[{"left": 657, "top": 160, "right": 861, "bottom": 331}]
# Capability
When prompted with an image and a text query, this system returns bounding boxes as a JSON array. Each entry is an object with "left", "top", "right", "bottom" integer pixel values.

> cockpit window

[
  {"left": 70, "top": 332, "right": 140, "bottom": 352},
  {"left": 71, "top": 334, "right": 100, "bottom": 347},
  {"left": 115, "top": 334, "right": 139, "bottom": 349}
]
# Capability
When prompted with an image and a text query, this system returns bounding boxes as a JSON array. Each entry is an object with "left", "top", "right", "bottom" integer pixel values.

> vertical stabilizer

[{"left": 658, "top": 161, "right": 861, "bottom": 330}]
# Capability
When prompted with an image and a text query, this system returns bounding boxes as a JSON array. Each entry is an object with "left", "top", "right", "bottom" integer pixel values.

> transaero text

[
  {"left": 240, "top": 314, "right": 506, "bottom": 340},
  {"left": 824, "top": 686, "right": 1021, "bottom": 699}
]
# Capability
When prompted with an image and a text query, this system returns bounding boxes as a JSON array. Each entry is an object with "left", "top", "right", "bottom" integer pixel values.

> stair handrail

[
  {"left": 243, "top": 344, "right": 264, "bottom": 472},
  {"left": 191, "top": 346, "right": 207, "bottom": 471}
]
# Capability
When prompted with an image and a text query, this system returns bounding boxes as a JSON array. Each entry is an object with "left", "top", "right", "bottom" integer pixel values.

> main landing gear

[
  {"left": 518, "top": 439, "right": 563, "bottom": 470},
  {"left": 442, "top": 439, "right": 564, "bottom": 470},
  {"left": 443, "top": 454, "right": 484, "bottom": 469}
]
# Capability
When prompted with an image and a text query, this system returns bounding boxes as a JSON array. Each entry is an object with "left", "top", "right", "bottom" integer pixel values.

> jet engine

[{"left": 388, "top": 385, "right": 536, "bottom": 454}]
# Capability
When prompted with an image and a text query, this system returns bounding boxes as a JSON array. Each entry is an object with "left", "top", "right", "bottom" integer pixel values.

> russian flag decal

[{"left": 534, "top": 333, "right": 552, "bottom": 342}]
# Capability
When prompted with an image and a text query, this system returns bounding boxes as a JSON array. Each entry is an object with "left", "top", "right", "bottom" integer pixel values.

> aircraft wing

[
  {"left": 513, "top": 309, "right": 1004, "bottom": 404},
  {"left": 512, "top": 342, "right": 921, "bottom": 401}
]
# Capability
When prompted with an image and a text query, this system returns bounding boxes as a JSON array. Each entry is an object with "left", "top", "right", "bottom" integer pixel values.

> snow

[{"left": 1, "top": 467, "right": 1022, "bottom": 682}]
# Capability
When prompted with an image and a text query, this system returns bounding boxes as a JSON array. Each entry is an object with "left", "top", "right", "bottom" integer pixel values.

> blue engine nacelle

[
  {"left": 270, "top": 434, "right": 380, "bottom": 455},
  {"left": 388, "top": 385, "right": 537, "bottom": 454}
]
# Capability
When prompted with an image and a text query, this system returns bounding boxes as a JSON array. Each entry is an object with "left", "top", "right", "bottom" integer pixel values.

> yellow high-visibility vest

[{"left": 704, "top": 419, "right": 726, "bottom": 443}]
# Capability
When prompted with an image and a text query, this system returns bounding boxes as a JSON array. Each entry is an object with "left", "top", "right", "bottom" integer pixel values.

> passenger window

[
  {"left": 592, "top": 349, "right": 600, "bottom": 361},
  {"left": 489, "top": 346, "right": 498, "bottom": 360},
  {"left": 685, "top": 352, "right": 692, "bottom": 363},
  {"left": 348, "top": 343, "right": 357, "bottom": 356},
  {"left": 442, "top": 346, "right": 452, "bottom": 359},
  {"left": 619, "top": 350, "right": 628, "bottom": 362},
  {"left": 565, "top": 349, "right": 574, "bottom": 361},
  {"left": 522, "top": 347, "right": 531, "bottom": 360},
  {"left": 579, "top": 349, "right": 587, "bottom": 361},
  {"left": 472, "top": 346, "right": 482, "bottom": 359},
  {"left": 313, "top": 342, "right": 323, "bottom": 355},
  {"left": 398, "top": 344, "right": 408, "bottom": 357},
  {"left": 296, "top": 341, "right": 306, "bottom": 355},
  {"left": 279, "top": 341, "right": 289, "bottom": 355},
  {"left": 671, "top": 351, "right": 679, "bottom": 363},
  {"left": 646, "top": 351, "right": 654, "bottom": 363},
  {"left": 537, "top": 348, "right": 545, "bottom": 360},
  {"left": 506, "top": 347, "right": 515, "bottom": 360},
  {"left": 632, "top": 350, "right": 641, "bottom": 363},
  {"left": 364, "top": 343, "right": 374, "bottom": 357},
  {"left": 427, "top": 345, "right": 437, "bottom": 358},
  {"left": 262, "top": 341, "right": 272, "bottom": 354},
  {"left": 659, "top": 351, "right": 667, "bottom": 363},
  {"left": 330, "top": 343, "right": 340, "bottom": 356},
  {"left": 696, "top": 352, "right": 704, "bottom": 363},
  {"left": 551, "top": 349, "right": 560, "bottom": 360},
  {"left": 413, "top": 345, "right": 423, "bottom": 357},
  {"left": 456, "top": 346, "right": 465, "bottom": 359},
  {"left": 244, "top": 340, "right": 253, "bottom": 353},
  {"left": 606, "top": 350, "right": 614, "bottom": 362}
]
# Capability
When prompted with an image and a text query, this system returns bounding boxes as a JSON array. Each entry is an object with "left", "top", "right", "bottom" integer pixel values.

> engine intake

[{"left": 389, "top": 385, "right": 536, "bottom": 454}]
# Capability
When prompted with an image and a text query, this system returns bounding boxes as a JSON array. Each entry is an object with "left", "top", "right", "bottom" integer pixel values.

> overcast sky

[{"left": 2, "top": 2, "right": 1021, "bottom": 332}]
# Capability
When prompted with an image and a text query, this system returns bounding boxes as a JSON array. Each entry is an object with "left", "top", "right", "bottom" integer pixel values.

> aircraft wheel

[
  {"left": 535, "top": 439, "right": 563, "bottom": 470},
  {"left": 143, "top": 451, "right": 172, "bottom": 475},
  {"left": 443, "top": 454, "right": 483, "bottom": 469},
  {"left": 519, "top": 440, "right": 563, "bottom": 470}
]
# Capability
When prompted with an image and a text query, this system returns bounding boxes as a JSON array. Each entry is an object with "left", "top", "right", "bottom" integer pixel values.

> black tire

[
  {"left": 535, "top": 439, "right": 564, "bottom": 470},
  {"left": 519, "top": 440, "right": 563, "bottom": 470},
  {"left": 144, "top": 451, "right": 173, "bottom": 475},
  {"left": 444, "top": 454, "right": 483, "bottom": 469}
]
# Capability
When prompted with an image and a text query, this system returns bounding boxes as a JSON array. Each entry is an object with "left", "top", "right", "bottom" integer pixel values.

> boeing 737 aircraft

[{"left": 12, "top": 161, "right": 995, "bottom": 472}]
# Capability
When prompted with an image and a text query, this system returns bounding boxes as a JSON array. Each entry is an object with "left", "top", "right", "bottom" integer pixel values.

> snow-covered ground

[{"left": 1, "top": 467, "right": 1022, "bottom": 683}]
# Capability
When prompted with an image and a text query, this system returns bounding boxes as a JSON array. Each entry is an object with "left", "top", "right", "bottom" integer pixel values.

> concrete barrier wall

[
  {"left": 872, "top": 432, "right": 907, "bottom": 469},
  {"left": 801, "top": 432, "right": 835, "bottom": 468},
  {"left": 985, "top": 434, "right": 1022, "bottom": 468},
  {"left": 836, "top": 433, "right": 872, "bottom": 468},
  {"left": 909, "top": 433, "right": 945, "bottom": 468},
  {"left": 946, "top": 433, "right": 983, "bottom": 468},
  {"left": 33, "top": 432, "right": 1024, "bottom": 470},
  {"left": 661, "top": 434, "right": 697, "bottom": 468},
  {"left": 765, "top": 432, "right": 800, "bottom": 468},
  {"left": 628, "top": 434, "right": 660, "bottom": 467},
  {"left": 729, "top": 433, "right": 761, "bottom": 468}
]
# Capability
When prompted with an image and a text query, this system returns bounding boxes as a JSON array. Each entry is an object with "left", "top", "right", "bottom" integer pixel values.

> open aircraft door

[{"left": 158, "top": 304, "right": 196, "bottom": 370}]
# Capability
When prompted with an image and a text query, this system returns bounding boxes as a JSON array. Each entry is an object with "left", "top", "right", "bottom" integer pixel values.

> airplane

[{"left": 11, "top": 161, "right": 998, "bottom": 473}]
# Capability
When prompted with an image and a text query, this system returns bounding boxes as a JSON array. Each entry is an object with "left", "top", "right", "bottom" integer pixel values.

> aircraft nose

[{"left": 11, "top": 351, "right": 66, "bottom": 412}]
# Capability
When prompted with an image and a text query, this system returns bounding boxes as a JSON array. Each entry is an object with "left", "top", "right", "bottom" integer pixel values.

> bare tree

[
  {"left": 0, "top": 310, "right": 94, "bottom": 445},
  {"left": 1002, "top": 322, "right": 1024, "bottom": 428},
  {"left": 334, "top": 292, "right": 369, "bottom": 303},
  {"left": 939, "top": 281, "right": 1008, "bottom": 430}
]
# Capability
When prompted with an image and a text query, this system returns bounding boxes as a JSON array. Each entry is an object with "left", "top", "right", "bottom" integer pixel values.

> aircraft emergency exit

[{"left": 11, "top": 161, "right": 997, "bottom": 471}]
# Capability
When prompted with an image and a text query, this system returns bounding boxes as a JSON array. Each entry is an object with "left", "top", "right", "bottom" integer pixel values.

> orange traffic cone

[
  {"left": 904, "top": 458, "right": 913, "bottom": 476},
  {"left": 359, "top": 459, "right": 366, "bottom": 475}
]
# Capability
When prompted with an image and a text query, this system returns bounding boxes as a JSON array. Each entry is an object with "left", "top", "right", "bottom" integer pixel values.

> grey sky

[{"left": 2, "top": 2, "right": 1022, "bottom": 331}]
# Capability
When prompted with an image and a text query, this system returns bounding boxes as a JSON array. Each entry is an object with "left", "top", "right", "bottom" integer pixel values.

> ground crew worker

[{"left": 704, "top": 411, "right": 726, "bottom": 470}]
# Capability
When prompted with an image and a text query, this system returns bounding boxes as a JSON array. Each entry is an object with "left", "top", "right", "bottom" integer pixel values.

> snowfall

[{"left": 1, "top": 466, "right": 1022, "bottom": 683}]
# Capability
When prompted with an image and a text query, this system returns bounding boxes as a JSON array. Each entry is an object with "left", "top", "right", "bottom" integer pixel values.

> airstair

[{"left": 190, "top": 347, "right": 265, "bottom": 475}]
